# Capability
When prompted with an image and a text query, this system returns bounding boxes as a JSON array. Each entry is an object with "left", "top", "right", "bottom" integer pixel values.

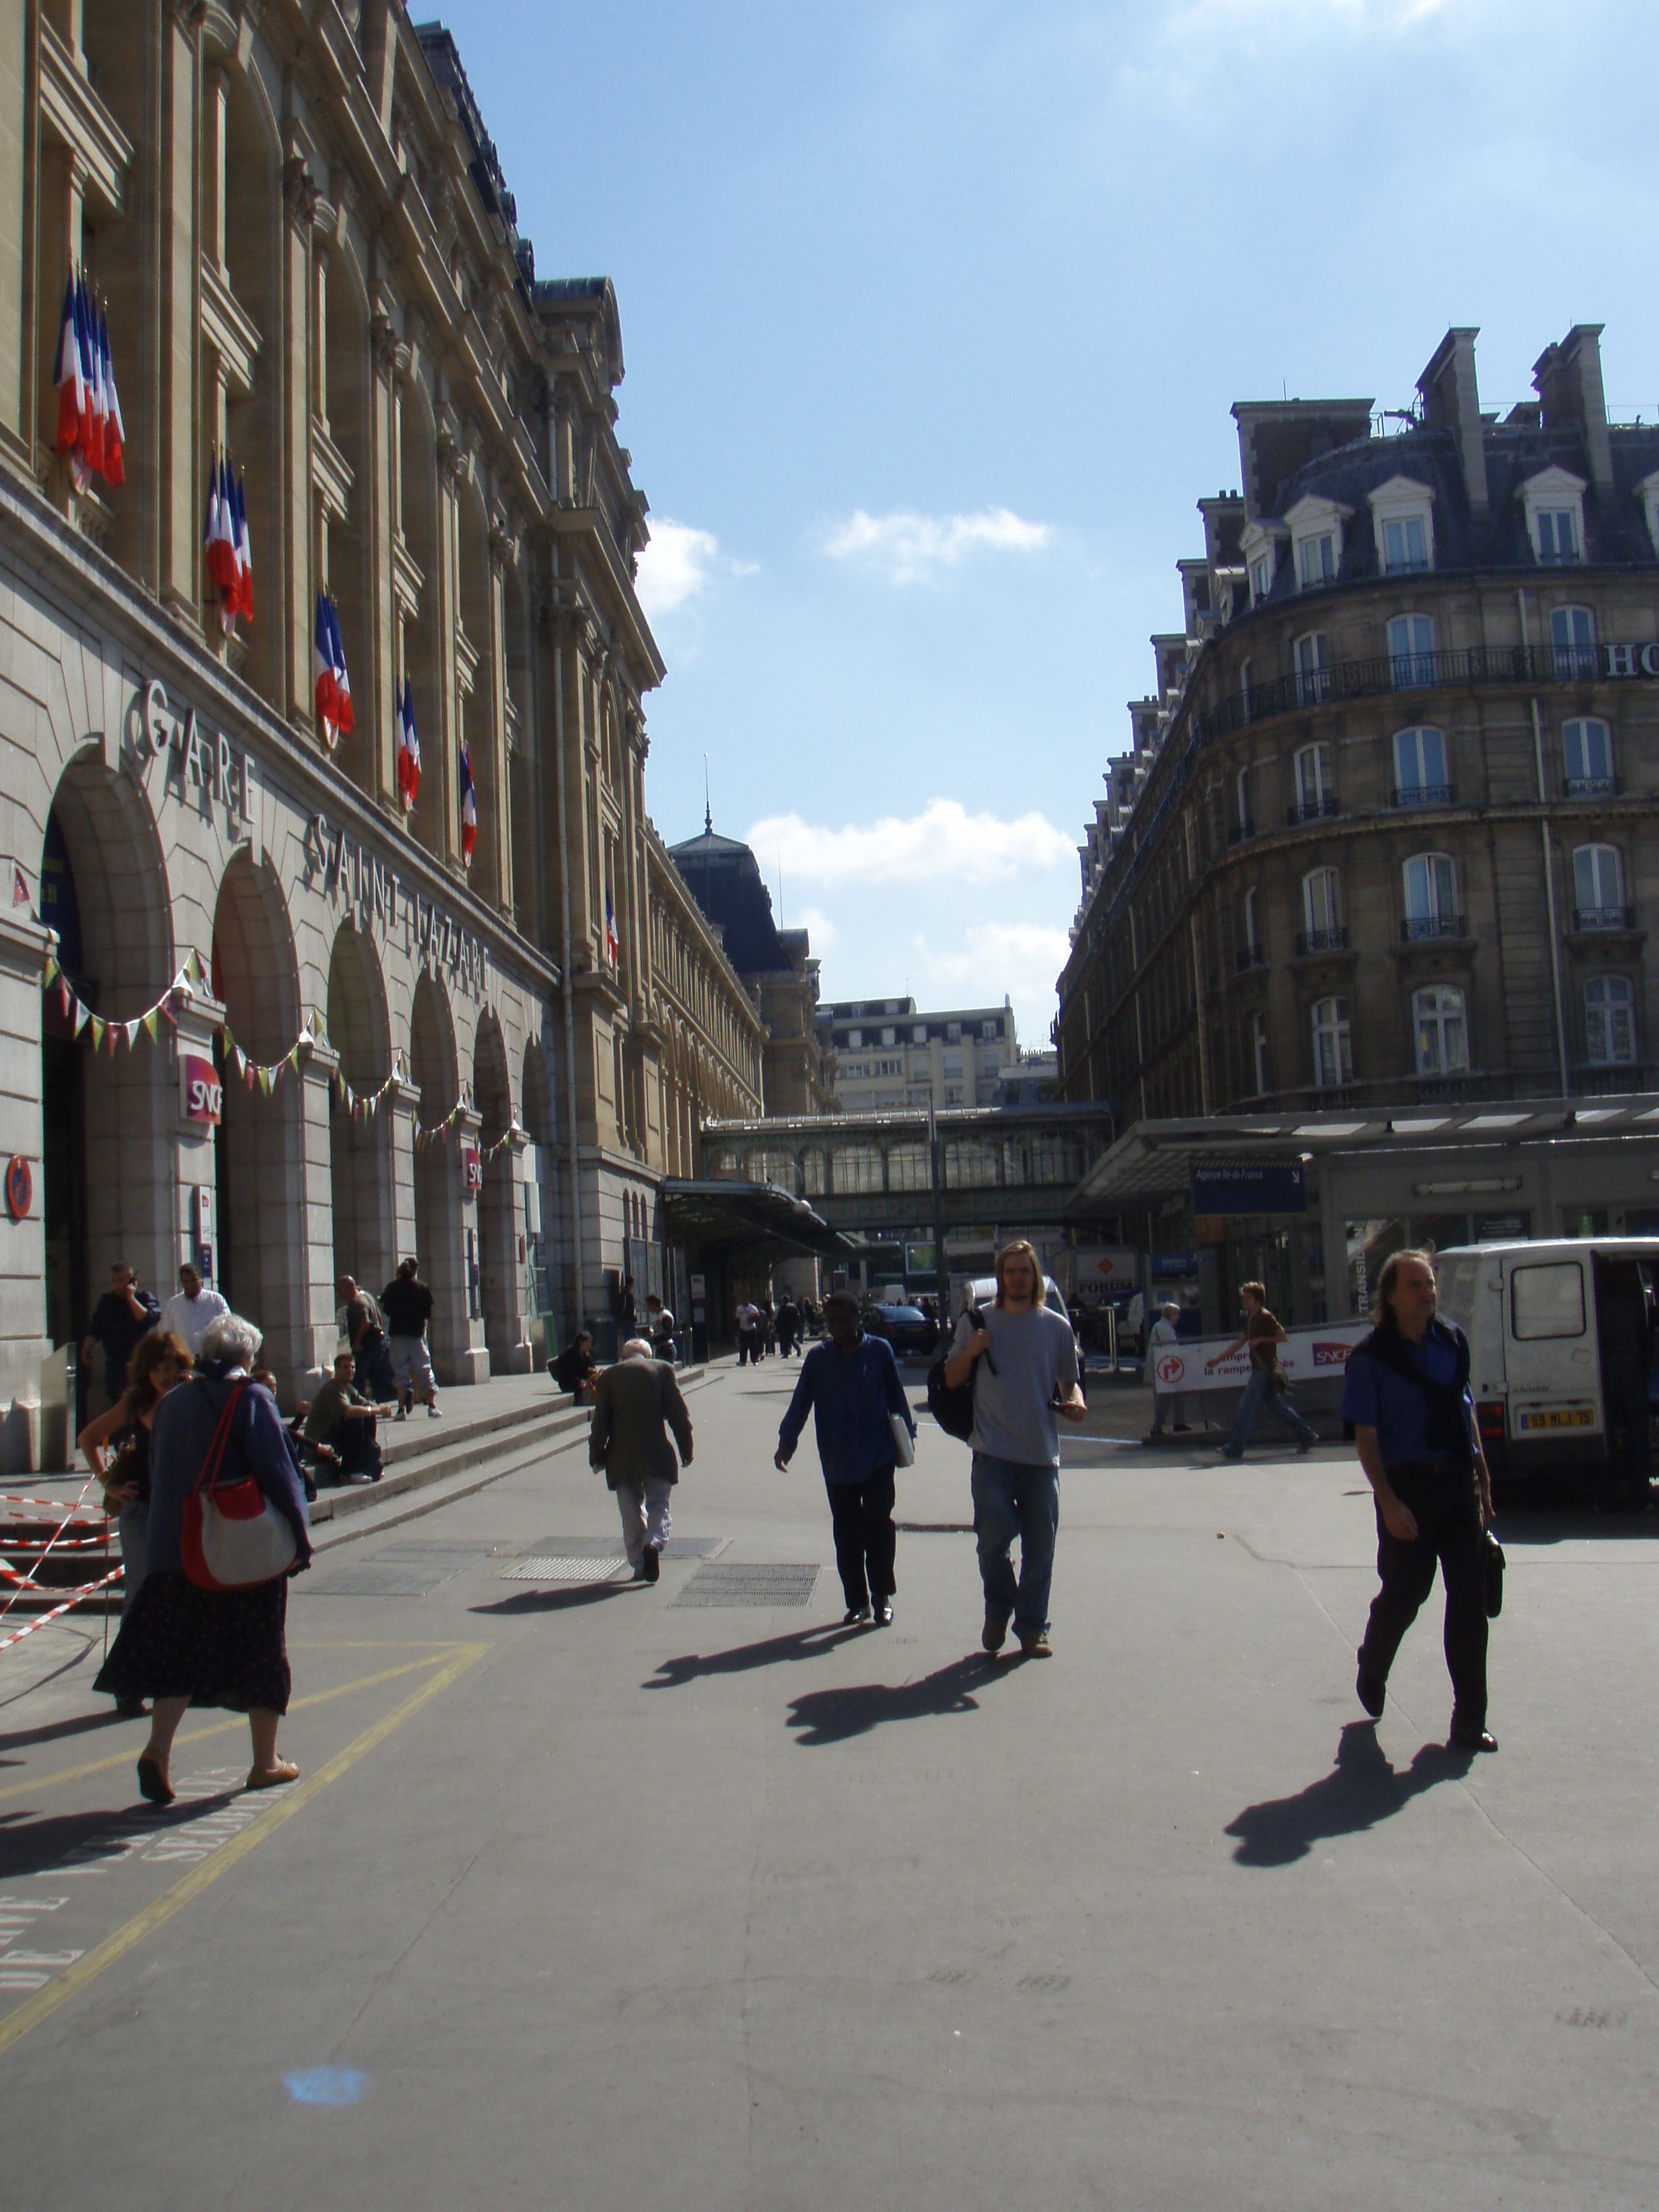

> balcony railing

[
  {"left": 1235, "top": 946, "right": 1267, "bottom": 973},
  {"left": 1286, "top": 795, "right": 1339, "bottom": 825},
  {"left": 1227, "top": 818, "right": 1255, "bottom": 845},
  {"left": 1401, "top": 913, "right": 1466, "bottom": 940},
  {"left": 1564, "top": 774, "right": 1619, "bottom": 798},
  {"left": 1392, "top": 783, "right": 1455, "bottom": 808},
  {"left": 1295, "top": 927, "right": 1349, "bottom": 956},
  {"left": 1572, "top": 905, "right": 1637, "bottom": 932}
]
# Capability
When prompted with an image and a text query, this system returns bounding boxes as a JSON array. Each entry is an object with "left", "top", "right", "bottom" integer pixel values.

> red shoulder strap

[{"left": 190, "top": 1380, "right": 249, "bottom": 1499}]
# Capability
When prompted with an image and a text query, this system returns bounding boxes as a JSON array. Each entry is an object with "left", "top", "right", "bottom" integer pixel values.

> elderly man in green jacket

[{"left": 589, "top": 1337, "right": 695, "bottom": 1583}]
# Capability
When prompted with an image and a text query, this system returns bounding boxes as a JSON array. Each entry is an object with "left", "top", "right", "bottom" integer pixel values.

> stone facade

[
  {"left": 0, "top": 2, "right": 764, "bottom": 1465},
  {"left": 1058, "top": 323, "right": 1659, "bottom": 1126},
  {"left": 824, "top": 997, "right": 1020, "bottom": 1112}
]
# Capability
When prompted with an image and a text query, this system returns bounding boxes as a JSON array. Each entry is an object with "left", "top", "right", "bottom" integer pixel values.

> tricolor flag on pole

[
  {"left": 397, "top": 678, "right": 421, "bottom": 809},
  {"left": 80, "top": 280, "right": 105, "bottom": 480},
  {"left": 53, "top": 271, "right": 86, "bottom": 456},
  {"left": 328, "top": 598, "right": 353, "bottom": 734},
  {"left": 605, "top": 889, "right": 620, "bottom": 966},
  {"left": 98, "top": 303, "right": 125, "bottom": 488},
  {"left": 458, "top": 738, "right": 477, "bottom": 863},
  {"left": 313, "top": 592, "right": 340, "bottom": 739},
  {"left": 232, "top": 464, "right": 253, "bottom": 620}
]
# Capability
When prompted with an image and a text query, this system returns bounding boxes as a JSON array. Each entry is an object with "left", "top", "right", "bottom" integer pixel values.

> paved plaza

[{"left": 1, "top": 1360, "right": 1657, "bottom": 2210}]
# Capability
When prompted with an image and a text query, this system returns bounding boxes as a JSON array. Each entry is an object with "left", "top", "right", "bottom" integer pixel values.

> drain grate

[
  {"left": 672, "top": 1563, "right": 819, "bottom": 1609},
  {"left": 518, "top": 1536, "right": 725, "bottom": 1560},
  {"left": 305, "top": 1566, "right": 458, "bottom": 1598},
  {"left": 502, "top": 1555, "right": 627, "bottom": 1583}
]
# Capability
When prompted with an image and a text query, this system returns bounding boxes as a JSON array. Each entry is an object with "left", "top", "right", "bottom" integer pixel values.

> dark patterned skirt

[{"left": 93, "top": 1569, "right": 292, "bottom": 1714}]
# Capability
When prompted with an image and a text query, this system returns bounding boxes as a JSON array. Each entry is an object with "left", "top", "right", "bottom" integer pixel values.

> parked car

[{"left": 860, "top": 1300, "right": 940, "bottom": 1361}]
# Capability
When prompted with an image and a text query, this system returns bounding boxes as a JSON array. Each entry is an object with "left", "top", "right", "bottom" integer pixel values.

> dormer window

[
  {"left": 1298, "top": 534, "right": 1336, "bottom": 590},
  {"left": 1286, "top": 494, "right": 1354, "bottom": 595},
  {"left": 1519, "top": 464, "right": 1588, "bottom": 567},
  {"left": 1240, "top": 520, "right": 1287, "bottom": 608},
  {"left": 1637, "top": 469, "right": 1659, "bottom": 558},
  {"left": 1368, "top": 475, "right": 1437, "bottom": 575},
  {"left": 1251, "top": 554, "right": 1274, "bottom": 602}
]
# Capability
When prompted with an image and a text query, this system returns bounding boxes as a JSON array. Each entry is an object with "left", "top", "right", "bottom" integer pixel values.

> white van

[{"left": 1433, "top": 1238, "right": 1659, "bottom": 1478}]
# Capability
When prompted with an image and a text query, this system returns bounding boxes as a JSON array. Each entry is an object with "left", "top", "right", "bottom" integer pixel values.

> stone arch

[
  {"left": 408, "top": 968, "right": 467, "bottom": 1377},
  {"left": 211, "top": 852, "right": 307, "bottom": 1375},
  {"left": 473, "top": 1007, "right": 521, "bottom": 1370},
  {"left": 325, "top": 919, "right": 394, "bottom": 1294},
  {"left": 40, "top": 748, "right": 176, "bottom": 1390}
]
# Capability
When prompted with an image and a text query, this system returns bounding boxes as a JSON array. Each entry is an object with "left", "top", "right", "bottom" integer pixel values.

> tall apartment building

[
  {"left": 1058, "top": 323, "right": 1659, "bottom": 1127},
  {"left": 0, "top": 1, "right": 770, "bottom": 1459},
  {"left": 824, "top": 998, "right": 1020, "bottom": 1112}
]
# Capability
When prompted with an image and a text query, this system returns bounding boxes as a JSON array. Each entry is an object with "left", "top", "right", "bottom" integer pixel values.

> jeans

[
  {"left": 1358, "top": 1461, "right": 1487, "bottom": 1731},
  {"left": 824, "top": 1468, "right": 896, "bottom": 1610},
  {"left": 354, "top": 1331, "right": 397, "bottom": 1403},
  {"left": 614, "top": 1478, "right": 673, "bottom": 1568},
  {"left": 1223, "top": 1367, "right": 1316, "bottom": 1457},
  {"left": 117, "top": 1500, "right": 148, "bottom": 1617},
  {"left": 971, "top": 1453, "right": 1060, "bottom": 1632}
]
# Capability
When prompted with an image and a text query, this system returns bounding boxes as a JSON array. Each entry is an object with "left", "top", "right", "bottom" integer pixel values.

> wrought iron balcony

[
  {"left": 1564, "top": 775, "right": 1619, "bottom": 798},
  {"left": 1295, "top": 927, "right": 1349, "bottom": 956},
  {"left": 1572, "top": 906, "right": 1637, "bottom": 932},
  {"left": 1401, "top": 913, "right": 1467, "bottom": 941},
  {"left": 1286, "top": 795, "right": 1339, "bottom": 825},
  {"left": 1226, "top": 818, "right": 1255, "bottom": 845},
  {"left": 1235, "top": 945, "right": 1268, "bottom": 973},
  {"left": 1392, "top": 783, "right": 1455, "bottom": 808}
]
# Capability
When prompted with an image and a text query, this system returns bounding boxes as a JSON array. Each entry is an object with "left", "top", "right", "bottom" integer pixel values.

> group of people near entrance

[{"left": 735, "top": 1294, "right": 814, "bottom": 1366}]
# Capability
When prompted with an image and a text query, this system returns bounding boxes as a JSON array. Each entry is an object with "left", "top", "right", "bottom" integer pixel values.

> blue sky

[{"left": 436, "top": 0, "right": 1659, "bottom": 1042}]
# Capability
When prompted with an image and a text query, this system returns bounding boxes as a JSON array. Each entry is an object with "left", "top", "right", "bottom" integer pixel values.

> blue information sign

[{"left": 1190, "top": 1163, "right": 1306, "bottom": 1215}]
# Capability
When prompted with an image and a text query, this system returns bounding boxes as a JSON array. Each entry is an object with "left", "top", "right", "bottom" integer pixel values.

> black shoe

[
  {"left": 873, "top": 1597, "right": 893, "bottom": 1625},
  {"left": 135, "top": 1754, "right": 174, "bottom": 1804},
  {"left": 114, "top": 1696, "right": 147, "bottom": 1719},
  {"left": 1450, "top": 1722, "right": 1498, "bottom": 1753},
  {"left": 1355, "top": 1663, "right": 1385, "bottom": 1720},
  {"left": 982, "top": 1609, "right": 1009, "bottom": 1654},
  {"left": 642, "top": 1544, "right": 660, "bottom": 1584},
  {"left": 843, "top": 1604, "right": 872, "bottom": 1625}
]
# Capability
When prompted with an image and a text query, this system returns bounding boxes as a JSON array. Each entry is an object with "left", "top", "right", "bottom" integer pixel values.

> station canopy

[{"left": 661, "top": 1179, "right": 853, "bottom": 1264}]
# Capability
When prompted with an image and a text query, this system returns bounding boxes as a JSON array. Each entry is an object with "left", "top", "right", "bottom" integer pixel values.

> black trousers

[
  {"left": 824, "top": 1468, "right": 896, "bottom": 1609},
  {"left": 738, "top": 1329, "right": 759, "bottom": 1367},
  {"left": 1359, "top": 1460, "right": 1487, "bottom": 1730}
]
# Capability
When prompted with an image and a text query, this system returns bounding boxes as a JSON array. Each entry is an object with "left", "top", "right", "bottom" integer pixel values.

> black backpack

[{"left": 926, "top": 1308, "right": 996, "bottom": 1442}]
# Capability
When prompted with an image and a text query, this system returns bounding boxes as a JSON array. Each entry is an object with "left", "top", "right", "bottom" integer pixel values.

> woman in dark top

[
  {"left": 94, "top": 1312, "right": 312, "bottom": 1804},
  {"left": 78, "top": 1332, "right": 194, "bottom": 1714},
  {"left": 551, "top": 1330, "right": 599, "bottom": 1405}
]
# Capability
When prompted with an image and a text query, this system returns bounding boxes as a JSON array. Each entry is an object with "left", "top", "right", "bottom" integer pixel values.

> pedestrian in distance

[
  {"left": 645, "top": 1292, "right": 678, "bottom": 1362},
  {"left": 305, "top": 1350, "right": 395, "bottom": 1484},
  {"left": 336, "top": 1274, "right": 397, "bottom": 1402},
  {"left": 380, "top": 1256, "right": 439, "bottom": 1419},
  {"left": 736, "top": 1297, "right": 763, "bottom": 1367},
  {"left": 1208, "top": 1282, "right": 1317, "bottom": 1460},
  {"left": 81, "top": 1261, "right": 161, "bottom": 1417},
  {"left": 589, "top": 1337, "right": 694, "bottom": 1582},
  {"left": 1145, "top": 1301, "right": 1198, "bottom": 1441},
  {"left": 160, "top": 1262, "right": 228, "bottom": 1358},
  {"left": 775, "top": 1289, "right": 916, "bottom": 1624},
  {"left": 618, "top": 1274, "right": 638, "bottom": 1340},
  {"left": 551, "top": 1328, "right": 600, "bottom": 1404},
  {"left": 776, "top": 1295, "right": 800, "bottom": 1359},
  {"left": 945, "top": 1240, "right": 1087, "bottom": 1658},
  {"left": 78, "top": 1329, "right": 194, "bottom": 1713},
  {"left": 93, "top": 1312, "right": 313, "bottom": 1802},
  {"left": 1344, "top": 1249, "right": 1498, "bottom": 1753}
]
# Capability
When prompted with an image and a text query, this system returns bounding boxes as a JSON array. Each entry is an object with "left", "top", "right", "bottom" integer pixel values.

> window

[
  {"left": 1387, "top": 613, "right": 1435, "bottom": 689},
  {"left": 846, "top": 1028, "right": 863, "bottom": 1048},
  {"left": 946, "top": 1022, "right": 962, "bottom": 1043},
  {"left": 1403, "top": 853, "right": 1460, "bottom": 938},
  {"left": 1511, "top": 1262, "right": 1586, "bottom": 1341},
  {"left": 1412, "top": 984, "right": 1470, "bottom": 1078},
  {"left": 1300, "top": 866, "right": 1344, "bottom": 951},
  {"left": 912, "top": 1025, "right": 927, "bottom": 1044},
  {"left": 1381, "top": 515, "right": 1429, "bottom": 573},
  {"left": 1550, "top": 605, "right": 1597, "bottom": 680},
  {"left": 1563, "top": 718, "right": 1614, "bottom": 795},
  {"left": 943, "top": 1055, "right": 963, "bottom": 1076},
  {"left": 1310, "top": 997, "right": 1352, "bottom": 1088},
  {"left": 1251, "top": 1012, "right": 1269, "bottom": 1096},
  {"left": 831, "top": 1144, "right": 884, "bottom": 1195},
  {"left": 1250, "top": 553, "right": 1274, "bottom": 604},
  {"left": 1292, "top": 742, "right": 1334, "bottom": 819},
  {"left": 1298, "top": 533, "right": 1336, "bottom": 590},
  {"left": 1537, "top": 509, "right": 1577, "bottom": 563},
  {"left": 1293, "top": 632, "right": 1331, "bottom": 706},
  {"left": 981, "top": 1020, "right": 998, "bottom": 1040},
  {"left": 1573, "top": 843, "right": 1627, "bottom": 927},
  {"left": 1368, "top": 475, "right": 1436, "bottom": 578},
  {"left": 1393, "top": 727, "right": 1450, "bottom": 804},
  {"left": 1586, "top": 975, "right": 1637, "bottom": 1066},
  {"left": 1243, "top": 886, "right": 1259, "bottom": 956},
  {"left": 1521, "top": 467, "right": 1588, "bottom": 570},
  {"left": 886, "top": 1142, "right": 931, "bottom": 1192},
  {"left": 881, "top": 1026, "right": 896, "bottom": 1047},
  {"left": 1233, "top": 765, "right": 1251, "bottom": 840}
]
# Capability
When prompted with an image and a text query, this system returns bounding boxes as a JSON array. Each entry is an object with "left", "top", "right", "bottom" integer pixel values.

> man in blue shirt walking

[
  {"left": 1341, "top": 1248, "right": 1497, "bottom": 1752},
  {"left": 775, "top": 1290, "right": 916, "bottom": 1624}
]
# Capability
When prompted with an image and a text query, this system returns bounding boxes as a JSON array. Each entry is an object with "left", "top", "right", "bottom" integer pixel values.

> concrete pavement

[{"left": 1, "top": 1357, "right": 1657, "bottom": 2209}]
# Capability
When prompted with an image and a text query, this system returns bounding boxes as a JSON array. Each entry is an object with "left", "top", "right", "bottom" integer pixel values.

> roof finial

[{"left": 703, "top": 753, "right": 711, "bottom": 836}]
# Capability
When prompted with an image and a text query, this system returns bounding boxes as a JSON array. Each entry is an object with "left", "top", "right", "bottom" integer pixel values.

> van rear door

[{"left": 1502, "top": 1249, "right": 1604, "bottom": 1460}]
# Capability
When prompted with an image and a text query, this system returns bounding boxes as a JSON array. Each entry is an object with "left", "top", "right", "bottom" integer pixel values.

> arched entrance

[
  {"left": 212, "top": 854, "right": 305, "bottom": 1374},
  {"left": 473, "top": 1010, "right": 519, "bottom": 1370},
  {"left": 326, "top": 922, "right": 393, "bottom": 1296},
  {"left": 40, "top": 752, "right": 174, "bottom": 1416},
  {"left": 409, "top": 969, "right": 466, "bottom": 1378}
]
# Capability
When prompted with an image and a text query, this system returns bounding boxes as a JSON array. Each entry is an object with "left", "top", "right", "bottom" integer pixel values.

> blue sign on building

[{"left": 1190, "top": 1162, "right": 1307, "bottom": 1216}]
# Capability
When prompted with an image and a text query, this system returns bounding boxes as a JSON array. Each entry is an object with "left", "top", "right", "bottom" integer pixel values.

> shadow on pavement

[
  {"left": 1225, "top": 1722, "right": 1472, "bottom": 1868},
  {"left": 0, "top": 1706, "right": 127, "bottom": 1761},
  {"left": 645, "top": 1622, "right": 864, "bottom": 1689},
  {"left": 785, "top": 1653, "right": 1005, "bottom": 1746},
  {"left": 1494, "top": 1503, "right": 1659, "bottom": 1546},
  {"left": 0, "top": 1790, "right": 240, "bottom": 1877},
  {"left": 471, "top": 1583, "right": 637, "bottom": 1617}
]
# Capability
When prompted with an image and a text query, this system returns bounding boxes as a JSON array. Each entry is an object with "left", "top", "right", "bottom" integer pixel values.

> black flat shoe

[
  {"left": 1356, "top": 1663, "right": 1385, "bottom": 1719},
  {"left": 1449, "top": 1724, "right": 1498, "bottom": 1753},
  {"left": 642, "top": 1545, "right": 660, "bottom": 1584},
  {"left": 136, "top": 1755, "right": 174, "bottom": 1804},
  {"left": 843, "top": 1605, "right": 872, "bottom": 1625},
  {"left": 873, "top": 1599, "right": 893, "bottom": 1625}
]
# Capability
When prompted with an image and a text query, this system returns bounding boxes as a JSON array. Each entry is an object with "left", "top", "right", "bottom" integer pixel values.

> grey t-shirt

[{"left": 951, "top": 1304, "right": 1079, "bottom": 1468}]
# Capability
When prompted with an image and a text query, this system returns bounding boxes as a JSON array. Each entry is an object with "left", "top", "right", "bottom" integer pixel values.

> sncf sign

[{"left": 180, "top": 1053, "right": 222, "bottom": 1126}]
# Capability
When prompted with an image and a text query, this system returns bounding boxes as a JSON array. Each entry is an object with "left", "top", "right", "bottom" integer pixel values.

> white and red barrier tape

[
  {"left": 0, "top": 1565, "right": 124, "bottom": 1653},
  {"left": 0, "top": 1472, "right": 109, "bottom": 1628}
]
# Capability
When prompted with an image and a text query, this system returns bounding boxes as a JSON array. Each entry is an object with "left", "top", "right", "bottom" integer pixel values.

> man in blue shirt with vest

[
  {"left": 775, "top": 1290, "right": 915, "bottom": 1625},
  {"left": 1341, "top": 1247, "right": 1497, "bottom": 1752}
]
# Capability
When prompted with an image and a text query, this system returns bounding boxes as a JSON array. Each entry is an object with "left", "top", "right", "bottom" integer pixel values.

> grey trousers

[{"left": 614, "top": 1479, "right": 673, "bottom": 1568}]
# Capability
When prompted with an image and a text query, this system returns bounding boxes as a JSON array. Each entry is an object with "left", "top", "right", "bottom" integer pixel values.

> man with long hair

[
  {"left": 1341, "top": 1248, "right": 1497, "bottom": 1753},
  {"left": 943, "top": 1239, "right": 1085, "bottom": 1658}
]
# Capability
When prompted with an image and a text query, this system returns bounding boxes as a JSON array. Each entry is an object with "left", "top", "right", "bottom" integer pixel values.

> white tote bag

[{"left": 889, "top": 1411, "right": 915, "bottom": 1468}]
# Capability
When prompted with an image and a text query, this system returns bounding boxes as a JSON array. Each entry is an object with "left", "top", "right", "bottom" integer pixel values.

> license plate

[{"left": 1515, "top": 1404, "right": 1596, "bottom": 1432}]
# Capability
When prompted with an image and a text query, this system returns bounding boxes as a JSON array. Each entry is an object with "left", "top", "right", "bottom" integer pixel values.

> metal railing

[
  {"left": 1235, "top": 946, "right": 1267, "bottom": 972},
  {"left": 1286, "top": 795, "right": 1340, "bottom": 825},
  {"left": 1226, "top": 819, "right": 1254, "bottom": 845},
  {"left": 1391, "top": 783, "right": 1456, "bottom": 808},
  {"left": 1401, "top": 913, "right": 1467, "bottom": 940},
  {"left": 1572, "top": 906, "right": 1637, "bottom": 932},
  {"left": 1295, "top": 927, "right": 1350, "bottom": 956}
]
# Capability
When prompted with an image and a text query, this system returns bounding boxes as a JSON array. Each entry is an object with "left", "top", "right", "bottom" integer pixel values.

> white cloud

[
  {"left": 634, "top": 519, "right": 754, "bottom": 620},
  {"left": 823, "top": 506, "right": 1053, "bottom": 585},
  {"left": 795, "top": 904, "right": 839, "bottom": 951},
  {"left": 747, "top": 799, "right": 1074, "bottom": 887},
  {"left": 912, "top": 920, "right": 1073, "bottom": 1038}
]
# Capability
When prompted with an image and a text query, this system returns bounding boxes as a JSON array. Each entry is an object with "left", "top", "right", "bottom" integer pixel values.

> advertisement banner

[
  {"left": 1151, "top": 1321, "right": 1370, "bottom": 1395},
  {"left": 179, "top": 1053, "right": 222, "bottom": 1126},
  {"left": 1067, "top": 1247, "right": 1138, "bottom": 1302},
  {"left": 1190, "top": 1162, "right": 1306, "bottom": 1216}
]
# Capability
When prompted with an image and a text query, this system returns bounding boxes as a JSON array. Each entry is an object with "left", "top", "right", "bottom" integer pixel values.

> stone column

[
  {"left": 291, "top": 1035, "right": 340, "bottom": 1398},
  {"left": 480, "top": 1130, "right": 532, "bottom": 1375},
  {"left": 433, "top": 428, "right": 462, "bottom": 869},
  {"left": 386, "top": 1075, "right": 422, "bottom": 1278},
  {"left": 0, "top": 910, "right": 53, "bottom": 1472},
  {"left": 369, "top": 297, "right": 400, "bottom": 808},
  {"left": 486, "top": 526, "right": 515, "bottom": 920},
  {"left": 280, "top": 153, "right": 320, "bottom": 731},
  {"left": 158, "top": 6, "right": 201, "bottom": 624}
]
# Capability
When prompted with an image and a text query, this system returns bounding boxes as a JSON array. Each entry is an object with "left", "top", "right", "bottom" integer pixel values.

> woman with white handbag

[{"left": 94, "top": 1312, "right": 312, "bottom": 1804}]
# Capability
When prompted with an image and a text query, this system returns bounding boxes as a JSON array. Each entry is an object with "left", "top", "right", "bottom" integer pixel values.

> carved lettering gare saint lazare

[{"left": 131, "top": 678, "right": 487, "bottom": 999}]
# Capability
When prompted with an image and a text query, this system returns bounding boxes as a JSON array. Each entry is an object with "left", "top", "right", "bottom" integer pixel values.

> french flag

[
  {"left": 313, "top": 593, "right": 340, "bottom": 737},
  {"left": 204, "top": 452, "right": 236, "bottom": 595},
  {"left": 329, "top": 600, "right": 353, "bottom": 734},
  {"left": 605, "top": 889, "right": 620, "bottom": 966},
  {"left": 232, "top": 464, "right": 253, "bottom": 619},
  {"left": 397, "top": 678, "right": 421, "bottom": 809},
  {"left": 459, "top": 739, "right": 477, "bottom": 862},
  {"left": 53, "top": 271, "right": 88, "bottom": 459},
  {"left": 98, "top": 304, "right": 125, "bottom": 487}
]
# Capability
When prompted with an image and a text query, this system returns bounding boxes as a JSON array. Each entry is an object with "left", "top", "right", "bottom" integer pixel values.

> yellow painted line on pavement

[
  {"left": 0, "top": 1650, "right": 477, "bottom": 1805},
  {"left": 0, "top": 1640, "right": 488, "bottom": 2057}
]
